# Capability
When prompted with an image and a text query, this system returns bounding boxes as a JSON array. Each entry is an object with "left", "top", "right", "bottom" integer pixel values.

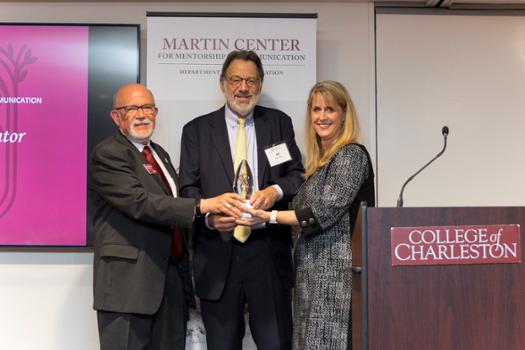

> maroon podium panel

[{"left": 365, "top": 207, "right": 525, "bottom": 350}]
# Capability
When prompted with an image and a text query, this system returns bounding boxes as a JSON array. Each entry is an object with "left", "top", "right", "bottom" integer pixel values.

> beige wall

[{"left": 0, "top": 3, "right": 375, "bottom": 349}]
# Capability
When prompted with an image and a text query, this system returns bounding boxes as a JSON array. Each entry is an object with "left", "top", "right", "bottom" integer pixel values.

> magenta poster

[{"left": 0, "top": 26, "right": 88, "bottom": 245}]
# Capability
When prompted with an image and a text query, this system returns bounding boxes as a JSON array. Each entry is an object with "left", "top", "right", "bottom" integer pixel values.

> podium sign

[{"left": 391, "top": 224, "right": 521, "bottom": 266}]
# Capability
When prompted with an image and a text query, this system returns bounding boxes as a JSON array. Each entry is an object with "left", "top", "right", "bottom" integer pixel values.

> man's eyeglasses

[
  {"left": 225, "top": 76, "right": 260, "bottom": 88},
  {"left": 115, "top": 104, "right": 157, "bottom": 116}
]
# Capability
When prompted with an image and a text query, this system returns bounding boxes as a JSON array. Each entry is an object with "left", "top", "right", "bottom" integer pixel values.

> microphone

[{"left": 396, "top": 126, "right": 449, "bottom": 207}]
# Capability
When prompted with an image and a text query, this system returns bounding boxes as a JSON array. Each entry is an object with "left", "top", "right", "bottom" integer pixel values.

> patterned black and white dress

[{"left": 291, "top": 143, "right": 375, "bottom": 350}]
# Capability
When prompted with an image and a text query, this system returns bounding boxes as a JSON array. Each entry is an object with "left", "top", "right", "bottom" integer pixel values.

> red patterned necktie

[{"left": 142, "top": 145, "right": 183, "bottom": 262}]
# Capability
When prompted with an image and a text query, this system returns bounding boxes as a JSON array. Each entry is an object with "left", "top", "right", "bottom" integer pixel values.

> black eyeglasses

[{"left": 115, "top": 104, "right": 157, "bottom": 116}]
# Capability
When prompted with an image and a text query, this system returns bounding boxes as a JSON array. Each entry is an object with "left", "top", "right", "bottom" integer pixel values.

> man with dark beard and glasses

[{"left": 179, "top": 50, "right": 304, "bottom": 350}]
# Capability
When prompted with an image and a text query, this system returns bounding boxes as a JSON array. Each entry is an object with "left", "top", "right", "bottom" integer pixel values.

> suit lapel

[
  {"left": 210, "top": 108, "right": 235, "bottom": 186},
  {"left": 114, "top": 132, "right": 173, "bottom": 195},
  {"left": 254, "top": 107, "right": 271, "bottom": 189},
  {"left": 151, "top": 142, "right": 179, "bottom": 195}
]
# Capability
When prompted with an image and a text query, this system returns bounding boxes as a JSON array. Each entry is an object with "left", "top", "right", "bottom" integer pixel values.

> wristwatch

[{"left": 269, "top": 210, "right": 278, "bottom": 224}]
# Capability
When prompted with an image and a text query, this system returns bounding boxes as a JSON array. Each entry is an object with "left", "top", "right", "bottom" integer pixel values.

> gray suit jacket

[{"left": 89, "top": 131, "right": 195, "bottom": 315}]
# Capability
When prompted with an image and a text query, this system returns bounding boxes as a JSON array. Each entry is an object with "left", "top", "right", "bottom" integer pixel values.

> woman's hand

[{"left": 235, "top": 207, "right": 271, "bottom": 227}]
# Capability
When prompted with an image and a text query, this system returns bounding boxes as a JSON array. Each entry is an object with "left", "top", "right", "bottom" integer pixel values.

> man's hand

[
  {"left": 208, "top": 214, "right": 237, "bottom": 233},
  {"left": 250, "top": 186, "right": 279, "bottom": 210},
  {"left": 200, "top": 193, "right": 244, "bottom": 217}
]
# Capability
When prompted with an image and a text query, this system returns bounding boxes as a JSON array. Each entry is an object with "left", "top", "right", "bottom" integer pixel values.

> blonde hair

[{"left": 304, "top": 81, "right": 360, "bottom": 177}]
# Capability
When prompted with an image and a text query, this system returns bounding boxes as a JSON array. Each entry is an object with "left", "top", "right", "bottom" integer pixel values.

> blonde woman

[{"left": 241, "top": 81, "right": 375, "bottom": 350}]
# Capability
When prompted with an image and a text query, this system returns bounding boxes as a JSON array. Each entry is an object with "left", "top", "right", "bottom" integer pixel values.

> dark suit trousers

[
  {"left": 200, "top": 232, "right": 293, "bottom": 350},
  {"left": 97, "top": 261, "right": 187, "bottom": 350}
]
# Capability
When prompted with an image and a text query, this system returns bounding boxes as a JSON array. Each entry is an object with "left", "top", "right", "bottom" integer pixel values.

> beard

[
  {"left": 224, "top": 85, "right": 261, "bottom": 117},
  {"left": 128, "top": 120, "right": 154, "bottom": 144}
]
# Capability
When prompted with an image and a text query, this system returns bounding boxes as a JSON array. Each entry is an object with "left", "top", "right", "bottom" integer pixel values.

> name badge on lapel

[
  {"left": 265, "top": 142, "right": 292, "bottom": 167},
  {"left": 143, "top": 164, "right": 158, "bottom": 174}
]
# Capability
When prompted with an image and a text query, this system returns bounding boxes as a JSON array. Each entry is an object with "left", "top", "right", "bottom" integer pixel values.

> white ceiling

[
  {"left": 3, "top": 0, "right": 525, "bottom": 3},
  {"left": 4, "top": 0, "right": 525, "bottom": 8}
]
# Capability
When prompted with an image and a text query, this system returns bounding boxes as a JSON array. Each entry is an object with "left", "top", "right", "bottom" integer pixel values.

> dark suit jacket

[
  {"left": 89, "top": 131, "right": 196, "bottom": 315},
  {"left": 179, "top": 105, "right": 304, "bottom": 300}
]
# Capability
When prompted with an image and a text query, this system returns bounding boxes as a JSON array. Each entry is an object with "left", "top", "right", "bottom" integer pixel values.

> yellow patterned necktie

[{"left": 233, "top": 117, "right": 251, "bottom": 243}]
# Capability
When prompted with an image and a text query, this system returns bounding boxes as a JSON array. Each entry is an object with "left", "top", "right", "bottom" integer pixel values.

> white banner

[{"left": 147, "top": 13, "right": 317, "bottom": 167}]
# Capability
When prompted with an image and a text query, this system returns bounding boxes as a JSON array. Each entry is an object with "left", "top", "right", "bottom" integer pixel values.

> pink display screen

[{"left": 0, "top": 24, "right": 139, "bottom": 246}]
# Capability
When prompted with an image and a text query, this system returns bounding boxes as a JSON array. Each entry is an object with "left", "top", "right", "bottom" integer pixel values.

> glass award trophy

[{"left": 233, "top": 159, "right": 253, "bottom": 218}]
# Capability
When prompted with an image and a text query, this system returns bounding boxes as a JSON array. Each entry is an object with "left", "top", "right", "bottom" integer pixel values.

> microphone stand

[{"left": 397, "top": 128, "right": 448, "bottom": 207}]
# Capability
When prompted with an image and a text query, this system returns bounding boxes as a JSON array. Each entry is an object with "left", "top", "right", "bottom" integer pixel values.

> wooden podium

[{"left": 351, "top": 206, "right": 525, "bottom": 350}]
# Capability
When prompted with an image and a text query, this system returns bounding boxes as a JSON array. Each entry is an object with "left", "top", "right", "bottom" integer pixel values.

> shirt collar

[
  {"left": 224, "top": 103, "right": 254, "bottom": 128},
  {"left": 125, "top": 134, "right": 151, "bottom": 152}
]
